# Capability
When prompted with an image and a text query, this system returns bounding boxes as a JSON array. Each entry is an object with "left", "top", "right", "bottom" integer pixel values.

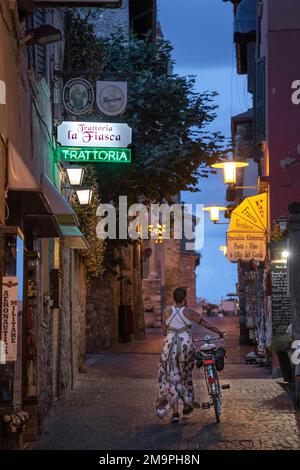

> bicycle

[{"left": 193, "top": 335, "right": 230, "bottom": 423}]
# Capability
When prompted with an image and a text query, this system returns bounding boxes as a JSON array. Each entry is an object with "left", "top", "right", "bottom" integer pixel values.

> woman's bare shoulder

[{"left": 164, "top": 306, "right": 172, "bottom": 314}]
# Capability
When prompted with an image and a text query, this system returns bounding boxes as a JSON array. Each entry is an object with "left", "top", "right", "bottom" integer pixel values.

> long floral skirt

[{"left": 155, "top": 330, "right": 195, "bottom": 417}]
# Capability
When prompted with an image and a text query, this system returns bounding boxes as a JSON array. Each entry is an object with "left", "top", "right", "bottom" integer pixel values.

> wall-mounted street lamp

[
  {"left": 58, "top": 163, "right": 92, "bottom": 206},
  {"left": 20, "top": 25, "right": 62, "bottom": 47},
  {"left": 66, "top": 166, "right": 85, "bottom": 187},
  {"left": 211, "top": 161, "right": 249, "bottom": 185},
  {"left": 277, "top": 216, "right": 288, "bottom": 233},
  {"left": 148, "top": 223, "right": 166, "bottom": 244},
  {"left": 282, "top": 250, "right": 290, "bottom": 262},
  {"left": 75, "top": 188, "right": 93, "bottom": 206},
  {"left": 220, "top": 245, "right": 227, "bottom": 256},
  {"left": 203, "top": 206, "right": 227, "bottom": 224}
]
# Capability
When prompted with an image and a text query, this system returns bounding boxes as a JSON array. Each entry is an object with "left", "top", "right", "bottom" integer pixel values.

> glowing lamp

[
  {"left": 75, "top": 188, "right": 93, "bottom": 206},
  {"left": 220, "top": 245, "right": 227, "bottom": 256},
  {"left": 203, "top": 206, "right": 227, "bottom": 223},
  {"left": 66, "top": 166, "right": 85, "bottom": 186},
  {"left": 282, "top": 250, "right": 289, "bottom": 262},
  {"left": 148, "top": 223, "right": 166, "bottom": 243},
  {"left": 211, "top": 161, "right": 249, "bottom": 184}
]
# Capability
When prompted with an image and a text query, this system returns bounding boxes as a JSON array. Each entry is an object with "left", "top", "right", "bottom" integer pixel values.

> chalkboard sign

[{"left": 271, "top": 263, "right": 292, "bottom": 335}]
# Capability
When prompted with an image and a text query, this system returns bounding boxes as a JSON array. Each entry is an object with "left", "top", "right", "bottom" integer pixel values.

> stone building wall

[
  {"left": 86, "top": 243, "right": 144, "bottom": 350},
  {"left": 164, "top": 239, "right": 181, "bottom": 306},
  {"left": 58, "top": 245, "right": 72, "bottom": 396},
  {"left": 142, "top": 278, "right": 161, "bottom": 327},
  {"left": 86, "top": 273, "right": 119, "bottom": 351},
  {"left": 179, "top": 253, "right": 199, "bottom": 310},
  {"left": 130, "top": 244, "right": 145, "bottom": 338},
  {"left": 72, "top": 254, "right": 87, "bottom": 374},
  {"left": 94, "top": 0, "right": 129, "bottom": 38},
  {"left": 142, "top": 239, "right": 199, "bottom": 324}
]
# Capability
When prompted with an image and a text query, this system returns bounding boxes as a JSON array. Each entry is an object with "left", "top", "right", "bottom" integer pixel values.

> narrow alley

[{"left": 34, "top": 316, "right": 300, "bottom": 450}]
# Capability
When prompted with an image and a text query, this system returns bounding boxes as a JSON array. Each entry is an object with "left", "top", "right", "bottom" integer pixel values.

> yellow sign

[
  {"left": 227, "top": 193, "right": 267, "bottom": 262},
  {"left": 227, "top": 232, "right": 266, "bottom": 262},
  {"left": 229, "top": 192, "right": 267, "bottom": 233}
]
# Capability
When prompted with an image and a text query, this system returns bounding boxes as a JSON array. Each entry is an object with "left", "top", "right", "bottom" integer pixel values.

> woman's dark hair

[{"left": 173, "top": 287, "right": 187, "bottom": 303}]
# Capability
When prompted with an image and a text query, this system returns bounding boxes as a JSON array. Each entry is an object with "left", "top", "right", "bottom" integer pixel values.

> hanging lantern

[
  {"left": 220, "top": 245, "right": 227, "bottom": 256},
  {"left": 203, "top": 206, "right": 227, "bottom": 223},
  {"left": 211, "top": 161, "right": 249, "bottom": 184},
  {"left": 66, "top": 166, "right": 85, "bottom": 186},
  {"left": 75, "top": 188, "right": 93, "bottom": 206}
]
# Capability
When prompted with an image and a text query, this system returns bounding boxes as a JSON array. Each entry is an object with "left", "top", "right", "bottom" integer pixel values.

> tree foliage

[
  {"left": 66, "top": 11, "right": 227, "bottom": 207},
  {"left": 65, "top": 11, "right": 228, "bottom": 271},
  {"left": 74, "top": 167, "right": 105, "bottom": 278}
]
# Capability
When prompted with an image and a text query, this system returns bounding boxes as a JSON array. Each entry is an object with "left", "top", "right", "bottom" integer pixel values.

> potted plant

[
  {"left": 272, "top": 333, "right": 294, "bottom": 383},
  {"left": 1, "top": 411, "right": 29, "bottom": 449}
]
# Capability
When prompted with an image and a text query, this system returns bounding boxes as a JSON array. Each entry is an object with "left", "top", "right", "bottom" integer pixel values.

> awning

[
  {"left": 24, "top": 215, "right": 62, "bottom": 238},
  {"left": 59, "top": 225, "right": 89, "bottom": 250},
  {"left": 7, "top": 142, "right": 87, "bottom": 245},
  {"left": 7, "top": 142, "right": 61, "bottom": 238},
  {"left": 41, "top": 174, "right": 79, "bottom": 226}
]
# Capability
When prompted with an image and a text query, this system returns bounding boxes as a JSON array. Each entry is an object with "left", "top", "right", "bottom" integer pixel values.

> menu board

[{"left": 271, "top": 263, "right": 292, "bottom": 335}]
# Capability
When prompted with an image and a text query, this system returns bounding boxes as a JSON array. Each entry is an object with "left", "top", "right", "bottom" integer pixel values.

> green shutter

[
  {"left": 34, "top": 9, "right": 47, "bottom": 78},
  {"left": 254, "top": 56, "right": 266, "bottom": 145}
]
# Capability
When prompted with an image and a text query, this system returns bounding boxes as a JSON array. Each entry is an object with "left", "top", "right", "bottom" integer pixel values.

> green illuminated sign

[{"left": 57, "top": 147, "right": 131, "bottom": 163}]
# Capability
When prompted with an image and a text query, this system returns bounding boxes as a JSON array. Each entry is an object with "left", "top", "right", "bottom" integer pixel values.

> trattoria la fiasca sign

[
  {"left": 57, "top": 147, "right": 131, "bottom": 163},
  {"left": 57, "top": 121, "right": 132, "bottom": 148}
]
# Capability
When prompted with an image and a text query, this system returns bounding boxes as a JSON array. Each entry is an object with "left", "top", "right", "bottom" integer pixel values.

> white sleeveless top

[{"left": 165, "top": 306, "right": 192, "bottom": 330}]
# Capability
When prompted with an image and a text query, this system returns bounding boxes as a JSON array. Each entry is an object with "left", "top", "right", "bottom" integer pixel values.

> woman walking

[{"left": 155, "top": 287, "right": 224, "bottom": 423}]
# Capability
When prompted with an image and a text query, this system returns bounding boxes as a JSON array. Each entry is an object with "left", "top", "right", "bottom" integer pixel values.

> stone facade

[
  {"left": 86, "top": 273, "right": 119, "bottom": 351},
  {"left": 179, "top": 252, "right": 199, "bottom": 309},
  {"left": 142, "top": 237, "right": 200, "bottom": 326},
  {"left": 164, "top": 240, "right": 182, "bottom": 307},
  {"left": 142, "top": 278, "right": 161, "bottom": 327},
  {"left": 0, "top": 4, "right": 88, "bottom": 448},
  {"left": 72, "top": 254, "right": 87, "bottom": 375},
  {"left": 94, "top": 0, "right": 129, "bottom": 38},
  {"left": 86, "top": 244, "right": 144, "bottom": 351}
]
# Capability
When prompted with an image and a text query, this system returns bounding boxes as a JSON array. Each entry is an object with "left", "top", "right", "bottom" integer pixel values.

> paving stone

[{"left": 34, "top": 316, "right": 300, "bottom": 450}]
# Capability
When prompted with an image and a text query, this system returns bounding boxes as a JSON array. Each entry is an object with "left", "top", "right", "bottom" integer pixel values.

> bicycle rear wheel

[{"left": 212, "top": 394, "right": 221, "bottom": 423}]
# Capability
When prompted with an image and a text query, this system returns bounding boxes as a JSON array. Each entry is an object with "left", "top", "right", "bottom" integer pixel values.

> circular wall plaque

[
  {"left": 63, "top": 78, "right": 94, "bottom": 116},
  {"left": 96, "top": 81, "right": 127, "bottom": 116}
]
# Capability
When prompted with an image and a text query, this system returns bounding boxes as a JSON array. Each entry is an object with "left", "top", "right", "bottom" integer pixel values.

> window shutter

[
  {"left": 34, "top": 9, "right": 47, "bottom": 78},
  {"left": 254, "top": 56, "right": 266, "bottom": 145}
]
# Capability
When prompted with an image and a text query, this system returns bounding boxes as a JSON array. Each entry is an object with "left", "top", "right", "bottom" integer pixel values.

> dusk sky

[{"left": 158, "top": 0, "right": 252, "bottom": 304}]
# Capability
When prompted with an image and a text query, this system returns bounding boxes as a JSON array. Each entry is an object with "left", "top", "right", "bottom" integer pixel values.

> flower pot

[{"left": 277, "top": 351, "right": 294, "bottom": 383}]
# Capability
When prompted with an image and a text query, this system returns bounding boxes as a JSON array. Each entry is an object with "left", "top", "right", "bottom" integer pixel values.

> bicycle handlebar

[{"left": 193, "top": 334, "right": 226, "bottom": 343}]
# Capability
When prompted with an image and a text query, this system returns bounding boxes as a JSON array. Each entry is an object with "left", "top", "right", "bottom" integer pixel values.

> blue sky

[{"left": 158, "top": 0, "right": 252, "bottom": 304}]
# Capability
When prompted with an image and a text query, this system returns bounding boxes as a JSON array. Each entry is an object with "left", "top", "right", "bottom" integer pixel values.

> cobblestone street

[{"left": 34, "top": 316, "right": 300, "bottom": 450}]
